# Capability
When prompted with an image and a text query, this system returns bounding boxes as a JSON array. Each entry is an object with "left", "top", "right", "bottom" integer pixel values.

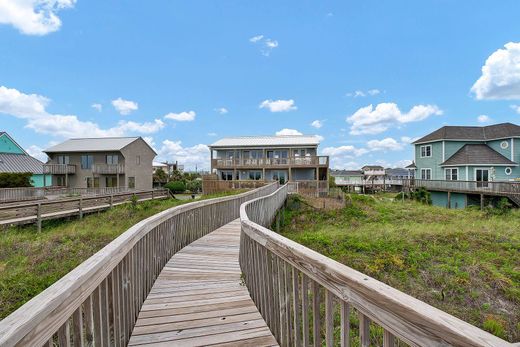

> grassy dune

[{"left": 279, "top": 194, "right": 520, "bottom": 342}]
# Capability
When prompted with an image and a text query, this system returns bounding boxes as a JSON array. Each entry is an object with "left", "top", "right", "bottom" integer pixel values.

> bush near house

[
  {"left": 0, "top": 172, "right": 33, "bottom": 188},
  {"left": 279, "top": 193, "right": 520, "bottom": 342},
  {"left": 164, "top": 181, "right": 186, "bottom": 193}
]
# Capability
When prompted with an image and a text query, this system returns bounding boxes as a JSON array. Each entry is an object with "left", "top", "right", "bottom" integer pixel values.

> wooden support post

[
  {"left": 65, "top": 172, "right": 68, "bottom": 188},
  {"left": 110, "top": 195, "right": 114, "bottom": 208},
  {"left": 37, "top": 202, "right": 42, "bottom": 232},
  {"left": 480, "top": 194, "right": 484, "bottom": 210},
  {"left": 447, "top": 191, "right": 451, "bottom": 209},
  {"left": 151, "top": 189, "right": 155, "bottom": 200},
  {"left": 79, "top": 197, "right": 83, "bottom": 219}
]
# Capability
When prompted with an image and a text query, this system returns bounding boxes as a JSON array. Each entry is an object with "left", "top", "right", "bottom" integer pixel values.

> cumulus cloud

[
  {"left": 477, "top": 114, "right": 491, "bottom": 123},
  {"left": 346, "top": 89, "right": 381, "bottom": 97},
  {"left": 250, "top": 35, "right": 279, "bottom": 56},
  {"left": 347, "top": 102, "right": 442, "bottom": 135},
  {"left": 215, "top": 107, "right": 228, "bottom": 115},
  {"left": 0, "top": 85, "right": 165, "bottom": 138},
  {"left": 26, "top": 144, "right": 48, "bottom": 162},
  {"left": 91, "top": 103, "right": 102, "bottom": 112},
  {"left": 511, "top": 105, "right": 520, "bottom": 114},
  {"left": 260, "top": 99, "right": 297, "bottom": 112},
  {"left": 471, "top": 42, "right": 520, "bottom": 100},
  {"left": 164, "top": 111, "right": 196, "bottom": 122},
  {"left": 310, "top": 120, "right": 323, "bottom": 129},
  {"left": 366, "top": 138, "right": 404, "bottom": 151},
  {"left": 112, "top": 97, "right": 138, "bottom": 115},
  {"left": 157, "top": 140, "right": 210, "bottom": 170},
  {"left": 207, "top": 132, "right": 217, "bottom": 137},
  {"left": 0, "top": 0, "right": 75, "bottom": 35},
  {"left": 275, "top": 128, "right": 303, "bottom": 136}
]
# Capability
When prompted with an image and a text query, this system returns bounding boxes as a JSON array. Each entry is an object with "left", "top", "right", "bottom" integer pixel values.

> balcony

[
  {"left": 92, "top": 164, "right": 125, "bottom": 174},
  {"left": 212, "top": 156, "right": 329, "bottom": 169},
  {"left": 43, "top": 164, "right": 76, "bottom": 175}
]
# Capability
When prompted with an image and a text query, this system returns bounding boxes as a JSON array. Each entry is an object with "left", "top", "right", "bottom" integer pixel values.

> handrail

[
  {"left": 239, "top": 185, "right": 514, "bottom": 347},
  {"left": 0, "top": 183, "right": 278, "bottom": 346}
]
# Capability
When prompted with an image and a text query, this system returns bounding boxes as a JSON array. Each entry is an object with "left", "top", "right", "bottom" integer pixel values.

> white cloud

[
  {"left": 346, "top": 89, "right": 381, "bottom": 98},
  {"left": 207, "top": 132, "right": 217, "bottom": 137},
  {"left": 0, "top": 0, "right": 75, "bottom": 35},
  {"left": 366, "top": 138, "right": 404, "bottom": 151},
  {"left": 259, "top": 99, "right": 297, "bottom": 112},
  {"left": 250, "top": 35, "right": 279, "bottom": 56},
  {"left": 275, "top": 128, "right": 303, "bottom": 136},
  {"left": 26, "top": 144, "right": 48, "bottom": 162},
  {"left": 164, "top": 111, "right": 196, "bottom": 122},
  {"left": 471, "top": 42, "right": 520, "bottom": 100},
  {"left": 368, "top": 89, "right": 381, "bottom": 96},
  {"left": 511, "top": 105, "right": 520, "bottom": 114},
  {"left": 0, "top": 85, "right": 165, "bottom": 138},
  {"left": 347, "top": 102, "right": 442, "bottom": 135},
  {"left": 400, "top": 136, "right": 418, "bottom": 144},
  {"left": 310, "top": 120, "right": 323, "bottom": 129},
  {"left": 215, "top": 107, "right": 228, "bottom": 114},
  {"left": 112, "top": 97, "right": 138, "bottom": 115},
  {"left": 91, "top": 103, "right": 102, "bottom": 112},
  {"left": 157, "top": 140, "right": 210, "bottom": 170},
  {"left": 477, "top": 114, "right": 491, "bottom": 123}
]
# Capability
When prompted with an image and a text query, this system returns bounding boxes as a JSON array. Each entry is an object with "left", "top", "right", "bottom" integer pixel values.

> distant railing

[
  {"left": 410, "top": 179, "right": 520, "bottom": 196},
  {"left": 0, "top": 186, "right": 136, "bottom": 203},
  {"left": 293, "top": 180, "right": 329, "bottom": 197},
  {"left": 239, "top": 184, "right": 514, "bottom": 347},
  {"left": 43, "top": 164, "right": 76, "bottom": 175},
  {"left": 92, "top": 163, "right": 125, "bottom": 174},
  {"left": 212, "top": 156, "right": 329, "bottom": 168},
  {"left": 202, "top": 179, "right": 267, "bottom": 195},
  {"left": 0, "top": 183, "right": 278, "bottom": 347}
]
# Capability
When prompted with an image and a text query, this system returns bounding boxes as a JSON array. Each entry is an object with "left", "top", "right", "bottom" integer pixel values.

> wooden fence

[
  {"left": 201, "top": 179, "right": 267, "bottom": 195},
  {"left": 0, "top": 183, "right": 278, "bottom": 347},
  {"left": 0, "top": 189, "right": 170, "bottom": 232},
  {"left": 0, "top": 187, "right": 136, "bottom": 204},
  {"left": 239, "top": 184, "right": 514, "bottom": 347}
]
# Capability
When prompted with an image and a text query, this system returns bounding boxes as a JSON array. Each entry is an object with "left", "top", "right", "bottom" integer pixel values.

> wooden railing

[
  {"left": 201, "top": 179, "right": 267, "bottom": 195},
  {"left": 0, "top": 186, "right": 136, "bottom": 203},
  {"left": 212, "top": 156, "right": 329, "bottom": 168},
  {"left": 410, "top": 179, "right": 520, "bottom": 196},
  {"left": 43, "top": 164, "right": 76, "bottom": 175},
  {"left": 0, "top": 183, "right": 278, "bottom": 347},
  {"left": 239, "top": 184, "right": 514, "bottom": 347},
  {"left": 92, "top": 164, "right": 125, "bottom": 174}
]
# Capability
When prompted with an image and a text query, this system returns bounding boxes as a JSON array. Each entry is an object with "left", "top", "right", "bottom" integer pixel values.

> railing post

[
  {"left": 110, "top": 195, "right": 114, "bottom": 208},
  {"left": 151, "top": 190, "right": 155, "bottom": 200},
  {"left": 36, "top": 203, "right": 42, "bottom": 232},
  {"left": 79, "top": 197, "right": 83, "bottom": 219}
]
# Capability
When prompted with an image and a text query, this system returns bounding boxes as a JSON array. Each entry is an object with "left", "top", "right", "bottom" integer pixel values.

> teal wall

[
  {"left": 0, "top": 134, "right": 25, "bottom": 154},
  {"left": 31, "top": 174, "right": 52, "bottom": 187},
  {"left": 430, "top": 191, "right": 467, "bottom": 209},
  {"left": 414, "top": 141, "right": 443, "bottom": 179}
]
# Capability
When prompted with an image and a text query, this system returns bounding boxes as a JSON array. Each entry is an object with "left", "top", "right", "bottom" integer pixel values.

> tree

[
  {"left": 164, "top": 181, "right": 186, "bottom": 193},
  {"left": 186, "top": 179, "right": 202, "bottom": 193},
  {"left": 153, "top": 168, "right": 168, "bottom": 183},
  {"left": 169, "top": 170, "right": 183, "bottom": 182}
]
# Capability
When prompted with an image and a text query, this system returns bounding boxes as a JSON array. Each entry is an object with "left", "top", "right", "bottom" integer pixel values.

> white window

[
  {"left": 505, "top": 167, "right": 512, "bottom": 175},
  {"left": 445, "top": 168, "right": 458, "bottom": 180},
  {"left": 500, "top": 141, "right": 509, "bottom": 149},
  {"left": 420, "top": 168, "right": 432, "bottom": 180},
  {"left": 106, "top": 154, "right": 118, "bottom": 165},
  {"left": 420, "top": 145, "right": 432, "bottom": 158}
]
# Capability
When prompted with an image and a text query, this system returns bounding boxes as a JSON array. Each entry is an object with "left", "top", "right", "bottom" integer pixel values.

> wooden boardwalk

[{"left": 128, "top": 219, "right": 279, "bottom": 347}]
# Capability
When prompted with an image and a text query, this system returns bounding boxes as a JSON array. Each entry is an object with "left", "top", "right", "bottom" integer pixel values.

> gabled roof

[
  {"left": 441, "top": 144, "right": 517, "bottom": 166},
  {"left": 362, "top": 165, "right": 384, "bottom": 170},
  {"left": 210, "top": 135, "right": 321, "bottom": 148},
  {"left": 405, "top": 162, "right": 417, "bottom": 169},
  {"left": 0, "top": 153, "right": 44, "bottom": 174},
  {"left": 414, "top": 123, "right": 520, "bottom": 144},
  {"left": 330, "top": 170, "right": 363, "bottom": 176},
  {"left": 44, "top": 137, "right": 145, "bottom": 153},
  {"left": 0, "top": 132, "right": 28, "bottom": 155}
]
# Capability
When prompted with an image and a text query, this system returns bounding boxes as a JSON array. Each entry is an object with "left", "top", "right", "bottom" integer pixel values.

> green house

[
  {"left": 0, "top": 132, "right": 51, "bottom": 187},
  {"left": 412, "top": 123, "right": 520, "bottom": 208}
]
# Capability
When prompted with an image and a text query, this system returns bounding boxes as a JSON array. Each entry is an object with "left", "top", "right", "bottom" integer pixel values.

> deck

[{"left": 128, "top": 219, "right": 278, "bottom": 347}]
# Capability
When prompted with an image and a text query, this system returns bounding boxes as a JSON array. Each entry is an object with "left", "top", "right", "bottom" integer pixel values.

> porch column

[
  {"left": 447, "top": 191, "right": 451, "bottom": 208},
  {"left": 288, "top": 167, "right": 292, "bottom": 182},
  {"left": 480, "top": 194, "right": 484, "bottom": 210},
  {"left": 65, "top": 172, "right": 68, "bottom": 188}
]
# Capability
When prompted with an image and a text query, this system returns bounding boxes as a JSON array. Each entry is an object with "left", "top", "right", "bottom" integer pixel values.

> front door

[{"left": 476, "top": 169, "right": 489, "bottom": 188}]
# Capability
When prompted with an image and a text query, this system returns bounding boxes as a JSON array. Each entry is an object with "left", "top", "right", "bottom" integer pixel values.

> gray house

[{"left": 43, "top": 137, "right": 156, "bottom": 190}]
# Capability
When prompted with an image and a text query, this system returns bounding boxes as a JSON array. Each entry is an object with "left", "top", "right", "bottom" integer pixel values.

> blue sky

[{"left": 1, "top": 1, "right": 520, "bottom": 170}]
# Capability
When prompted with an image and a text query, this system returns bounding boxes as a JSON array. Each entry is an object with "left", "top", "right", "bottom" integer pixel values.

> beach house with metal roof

[
  {"left": 43, "top": 137, "right": 156, "bottom": 190},
  {"left": 208, "top": 135, "right": 329, "bottom": 188},
  {"left": 411, "top": 122, "right": 520, "bottom": 208},
  {"left": 0, "top": 132, "right": 51, "bottom": 187}
]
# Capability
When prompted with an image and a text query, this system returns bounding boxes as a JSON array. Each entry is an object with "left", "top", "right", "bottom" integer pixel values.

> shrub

[
  {"left": 411, "top": 187, "right": 431, "bottom": 204},
  {"left": 0, "top": 172, "right": 33, "bottom": 188},
  {"left": 164, "top": 181, "right": 186, "bottom": 193},
  {"left": 186, "top": 180, "right": 202, "bottom": 193}
]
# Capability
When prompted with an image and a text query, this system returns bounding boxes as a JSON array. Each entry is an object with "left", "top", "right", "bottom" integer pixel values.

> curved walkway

[{"left": 128, "top": 219, "right": 278, "bottom": 347}]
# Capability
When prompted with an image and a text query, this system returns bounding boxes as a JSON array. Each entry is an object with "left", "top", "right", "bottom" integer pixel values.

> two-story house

[
  {"left": 0, "top": 131, "right": 51, "bottom": 187},
  {"left": 412, "top": 122, "right": 520, "bottom": 208},
  {"left": 43, "top": 137, "right": 156, "bottom": 190},
  {"left": 208, "top": 135, "right": 329, "bottom": 187}
]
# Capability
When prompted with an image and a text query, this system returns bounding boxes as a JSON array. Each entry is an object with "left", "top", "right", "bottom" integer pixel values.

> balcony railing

[
  {"left": 409, "top": 178, "right": 520, "bottom": 195},
  {"left": 212, "top": 156, "right": 329, "bottom": 168},
  {"left": 92, "top": 164, "right": 125, "bottom": 174},
  {"left": 43, "top": 164, "right": 76, "bottom": 175}
]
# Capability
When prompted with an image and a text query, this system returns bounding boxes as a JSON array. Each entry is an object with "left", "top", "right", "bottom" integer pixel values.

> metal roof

[
  {"left": 209, "top": 135, "right": 321, "bottom": 148},
  {"left": 0, "top": 153, "right": 44, "bottom": 174},
  {"left": 44, "top": 137, "right": 140, "bottom": 153},
  {"left": 414, "top": 123, "right": 520, "bottom": 143},
  {"left": 386, "top": 168, "right": 411, "bottom": 176},
  {"left": 441, "top": 144, "right": 517, "bottom": 166}
]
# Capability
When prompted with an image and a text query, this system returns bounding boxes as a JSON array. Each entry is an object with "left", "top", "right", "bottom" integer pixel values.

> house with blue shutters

[
  {"left": 411, "top": 123, "right": 520, "bottom": 208},
  {"left": 0, "top": 132, "right": 51, "bottom": 187}
]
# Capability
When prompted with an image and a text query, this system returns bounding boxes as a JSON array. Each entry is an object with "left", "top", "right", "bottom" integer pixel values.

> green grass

[
  {"left": 0, "top": 190, "right": 244, "bottom": 320},
  {"left": 279, "top": 194, "right": 520, "bottom": 342}
]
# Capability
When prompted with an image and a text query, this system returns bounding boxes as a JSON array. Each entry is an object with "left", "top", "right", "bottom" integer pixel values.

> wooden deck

[{"left": 128, "top": 219, "right": 279, "bottom": 347}]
